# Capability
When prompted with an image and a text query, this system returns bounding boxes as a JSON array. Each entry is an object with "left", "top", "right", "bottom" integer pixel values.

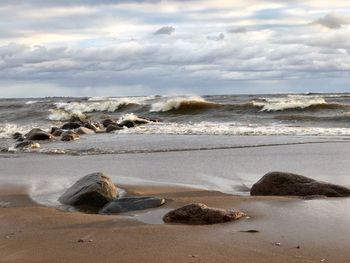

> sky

[{"left": 0, "top": 0, "right": 350, "bottom": 97}]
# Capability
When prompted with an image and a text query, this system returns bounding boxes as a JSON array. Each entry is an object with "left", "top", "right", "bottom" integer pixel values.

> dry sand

[{"left": 1, "top": 184, "right": 350, "bottom": 263}]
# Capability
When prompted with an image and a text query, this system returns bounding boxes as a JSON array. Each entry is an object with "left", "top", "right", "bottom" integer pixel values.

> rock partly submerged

[
  {"left": 61, "top": 130, "right": 80, "bottom": 141},
  {"left": 100, "top": 196, "right": 166, "bottom": 214},
  {"left": 163, "top": 203, "right": 245, "bottom": 225},
  {"left": 251, "top": 171, "right": 350, "bottom": 197},
  {"left": 25, "top": 128, "right": 52, "bottom": 140},
  {"left": 58, "top": 172, "right": 118, "bottom": 208}
]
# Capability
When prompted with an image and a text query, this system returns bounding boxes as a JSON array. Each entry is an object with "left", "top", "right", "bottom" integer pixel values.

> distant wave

[
  {"left": 117, "top": 121, "right": 350, "bottom": 136},
  {"left": 150, "top": 96, "right": 221, "bottom": 112},
  {"left": 252, "top": 95, "right": 346, "bottom": 112},
  {"left": 47, "top": 97, "right": 149, "bottom": 121}
]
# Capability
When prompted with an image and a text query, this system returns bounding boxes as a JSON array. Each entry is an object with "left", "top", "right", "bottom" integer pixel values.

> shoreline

[{"left": 1, "top": 184, "right": 350, "bottom": 262}]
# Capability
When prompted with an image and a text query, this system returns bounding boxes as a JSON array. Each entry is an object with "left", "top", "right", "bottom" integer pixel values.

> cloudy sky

[{"left": 1, "top": 0, "right": 350, "bottom": 97}]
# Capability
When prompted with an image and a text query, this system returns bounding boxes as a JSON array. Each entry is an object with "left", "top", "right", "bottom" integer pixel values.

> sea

[{"left": 1, "top": 93, "right": 350, "bottom": 140}]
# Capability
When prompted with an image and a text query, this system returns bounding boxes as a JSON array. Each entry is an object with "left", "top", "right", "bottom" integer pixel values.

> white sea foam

[
  {"left": 48, "top": 109, "right": 76, "bottom": 121},
  {"left": 252, "top": 95, "right": 327, "bottom": 112},
  {"left": 117, "top": 113, "right": 150, "bottom": 124},
  {"left": 25, "top": 100, "right": 39, "bottom": 105},
  {"left": 118, "top": 121, "right": 350, "bottom": 136},
  {"left": 0, "top": 123, "right": 34, "bottom": 138},
  {"left": 150, "top": 96, "right": 215, "bottom": 112}
]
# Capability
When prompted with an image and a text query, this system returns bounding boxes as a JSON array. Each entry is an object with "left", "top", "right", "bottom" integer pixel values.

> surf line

[{"left": 36, "top": 139, "right": 350, "bottom": 156}]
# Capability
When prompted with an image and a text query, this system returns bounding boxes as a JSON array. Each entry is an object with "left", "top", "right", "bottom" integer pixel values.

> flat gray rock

[
  {"left": 99, "top": 196, "right": 165, "bottom": 214},
  {"left": 59, "top": 172, "right": 118, "bottom": 208},
  {"left": 163, "top": 203, "right": 245, "bottom": 225},
  {"left": 251, "top": 171, "right": 350, "bottom": 197}
]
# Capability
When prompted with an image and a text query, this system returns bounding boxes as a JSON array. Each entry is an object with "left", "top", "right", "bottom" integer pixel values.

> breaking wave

[
  {"left": 150, "top": 96, "right": 221, "bottom": 112},
  {"left": 118, "top": 121, "right": 350, "bottom": 136},
  {"left": 252, "top": 95, "right": 330, "bottom": 112}
]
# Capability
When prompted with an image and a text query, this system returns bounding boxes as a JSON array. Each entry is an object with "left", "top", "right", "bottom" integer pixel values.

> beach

[{"left": 1, "top": 135, "right": 350, "bottom": 262}]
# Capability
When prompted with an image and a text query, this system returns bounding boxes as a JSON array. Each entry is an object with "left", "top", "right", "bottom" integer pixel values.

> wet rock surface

[
  {"left": 99, "top": 196, "right": 166, "bottom": 214},
  {"left": 163, "top": 203, "right": 245, "bottom": 225},
  {"left": 251, "top": 171, "right": 350, "bottom": 197},
  {"left": 58, "top": 172, "right": 118, "bottom": 208}
]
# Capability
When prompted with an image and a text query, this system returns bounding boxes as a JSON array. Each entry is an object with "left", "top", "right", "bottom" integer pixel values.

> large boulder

[
  {"left": 58, "top": 172, "right": 118, "bottom": 208},
  {"left": 250, "top": 172, "right": 350, "bottom": 197},
  {"left": 25, "top": 128, "right": 52, "bottom": 140},
  {"left": 99, "top": 196, "right": 166, "bottom": 214},
  {"left": 163, "top": 203, "right": 245, "bottom": 225}
]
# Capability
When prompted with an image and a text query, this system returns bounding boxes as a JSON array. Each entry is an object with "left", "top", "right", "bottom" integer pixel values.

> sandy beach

[{"left": 1, "top": 136, "right": 350, "bottom": 262}]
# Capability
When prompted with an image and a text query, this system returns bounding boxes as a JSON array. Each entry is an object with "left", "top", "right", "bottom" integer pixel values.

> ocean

[{"left": 1, "top": 93, "right": 350, "bottom": 140}]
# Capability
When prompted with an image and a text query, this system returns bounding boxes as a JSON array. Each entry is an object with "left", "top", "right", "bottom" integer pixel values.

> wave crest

[
  {"left": 252, "top": 95, "right": 329, "bottom": 112},
  {"left": 150, "top": 96, "right": 220, "bottom": 112}
]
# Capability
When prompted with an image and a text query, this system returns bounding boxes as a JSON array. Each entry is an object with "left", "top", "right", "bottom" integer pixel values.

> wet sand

[
  {"left": 1, "top": 136, "right": 350, "bottom": 262},
  {"left": 1, "top": 185, "right": 350, "bottom": 263}
]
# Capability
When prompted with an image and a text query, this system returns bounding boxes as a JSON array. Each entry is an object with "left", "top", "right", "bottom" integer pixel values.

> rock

[
  {"left": 163, "top": 203, "right": 245, "bottom": 225},
  {"left": 12, "top": 132, "right": 23, "bottom": 140},
  {"left": 250, "top": 171, "right": 350, "bottom": 197},
  {"left": 16, "top": 136, "right": 25, "bottom": 142},
  {"left": 25, "top": 128, "right": 51, "bottom": 140},
  {"left": 58, "top": 172, "right": 118, "bottom": 208},
  {"left": 102, "top": 119, "right": 116, "bottom": 128},
  {"left": 119, "top": 120, "right": 135, "bottom": 128},
  {"left": 15, "top": 141, "right": 40, "bottom": 149},
  {"left": 61, "top": 122, "right": 81, "bottom": 130},
  {"left": 84, "top": 122, "right": 98, "bottom": 132},
  {"left": 105, "top": 124, "right": 123, "bottom": 133},
  {"left": 99, "top": 196, "right": 166, "bottom": 214},
  {"left": 61, "top": 130, "right": 80, "bottom": 141},
  {"left": 76, "top": 127, "right": 95, "bottom": 135},
  {"left": 52, "top": 128, "right": 64, "bottom": 137},
  {"left": 70, "top": 114, "right": 87, "bottom": 125}
]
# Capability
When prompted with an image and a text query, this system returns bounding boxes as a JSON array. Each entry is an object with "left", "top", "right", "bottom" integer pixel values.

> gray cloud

[
  {"left": 227, "top": 27, "right": 247, "bottom": 34},
  {"left": 154, "top": 26, "right": 175, "bottom": 35},
  {"left": 312, "top": 13, "right": 350, "bottom": 29}
]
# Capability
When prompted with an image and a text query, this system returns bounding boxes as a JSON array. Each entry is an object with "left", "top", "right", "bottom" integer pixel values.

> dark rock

[
  {"left": 50, "top": 127, "right": 60, "bottom": 134},
  {"left": 61, "top": 130, "right": 80, "bottom": 141},
  {"left": 16, "top": 136, "right": 25, "bottom": 142},
  {"left": 58, "top": 172, "right": 118, "bottom": 208},
  {"left": 102, "top": 119, "right": 116, "bottom": 128},
  {"left": 15, "top": 140, "right": 39, "bottom": 149},
  {"left": 12, "top": 132, "right": 23, "bottom": 140},
  {"left": 52, "top": 128, "right": 64, "bottom": 137},
  {"left": 61, "top": 122, "right": 81, "bottom": 130},
  {"left": 99, "top": 196, "right": 165, "bottom": 214},
  {"left": 25, "top": 128, "right": 51, "bottom": 140},
  {"left": 163, "top": 203, "right": 245, "bottom": 225},
  {"left": 250, "top": 171, "right": 350, "bottom": 197},
  {"left": 76, "top": 127, "right": 95, "bottom": 135},
  {"left": 119, "top": 120, "right": 135, "bottom": 128},
  {"left": 105, "top": 124, "right": 123, "bottom": 133}
]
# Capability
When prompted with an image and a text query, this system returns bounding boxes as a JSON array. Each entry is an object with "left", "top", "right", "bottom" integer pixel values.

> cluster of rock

[
  {"left": 58, "top": 173, "right": 166, "bottom": 214},
  {"left": 12, "top": 114, "right": 159, "bottom": 150},
  {"left": 57, "top": 171, "right": 350, "bottom": 226}
]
